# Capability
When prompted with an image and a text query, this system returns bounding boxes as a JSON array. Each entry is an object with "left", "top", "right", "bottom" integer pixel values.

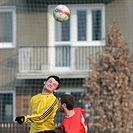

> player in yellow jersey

[{"left": 15, "top": 75, "right": 60, "bottom": 133}]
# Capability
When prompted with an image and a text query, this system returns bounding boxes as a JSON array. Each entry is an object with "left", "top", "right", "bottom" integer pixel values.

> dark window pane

[
  {"left": 92, "top": 10, "right": 102, "bottom": 40},
  {"left": 0, "top": 93, "right": 13, "bottom": 121},
  {"left": 61, "top": 20, "right": 70, "bottom": 41},
  {"left": 77, "top": 11, "right": 86, "bottom": 41},
  {"left": 0, "top": 12, "right": 12, "bottom": 42}
]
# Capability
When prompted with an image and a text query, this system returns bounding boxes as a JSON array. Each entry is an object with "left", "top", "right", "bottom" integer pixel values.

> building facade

[{"left": 0, "top": 0, "right": 132, "bottom": 132}]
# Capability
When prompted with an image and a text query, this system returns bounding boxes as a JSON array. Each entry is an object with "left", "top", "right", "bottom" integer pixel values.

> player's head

[
  {"left": 44, "top": 75, "right": 60, "bottom": 93},
  {"left": 59, "top": 94, "right": 75, "bottom": 111},
  {"left": 46, "top": 75, "right": 60, "bottom": 90}
]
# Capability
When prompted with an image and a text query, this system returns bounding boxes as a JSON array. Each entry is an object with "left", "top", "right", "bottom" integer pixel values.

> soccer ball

[{"left": 53, "top": 5, "right": 70, "bottom": 22}]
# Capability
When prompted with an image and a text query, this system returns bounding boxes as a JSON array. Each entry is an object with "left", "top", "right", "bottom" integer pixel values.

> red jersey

[{"left": 60, "top": 107, "right": 88, "bottom": 133}]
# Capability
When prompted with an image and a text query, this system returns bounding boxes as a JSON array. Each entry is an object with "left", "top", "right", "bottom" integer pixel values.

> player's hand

[
  {"left": 15, "top": 116, "right": 25, "bottom": 124},
  {"left": 58, "top": 124, "right": 63, "bottom": 132}
]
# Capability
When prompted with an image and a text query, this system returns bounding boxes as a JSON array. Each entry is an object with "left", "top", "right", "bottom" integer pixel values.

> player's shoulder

[
  {"left": 74, "top": 107, "right": 85, "bottom": 114},
  {"left": 48, "top": 93, "right": 57, "bottom": 98},
  {"left": 74, "top": 107, "right": 83, "bottom": 111},
  {"left": 42, "top": 93, "right": 58, "bottom": 101},
  {"left": 31, "top": 93, "right": 40, "bottom": 98},
  {"left": 30, "top": 93, "right": 41, "bottom": 102}
]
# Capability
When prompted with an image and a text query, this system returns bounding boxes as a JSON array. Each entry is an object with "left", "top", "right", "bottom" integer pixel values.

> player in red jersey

[{"left": 58, "top": 94, "right": 88, "bottom": 133}]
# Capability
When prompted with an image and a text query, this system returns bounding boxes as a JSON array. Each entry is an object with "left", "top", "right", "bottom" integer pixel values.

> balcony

[{"left": 17, "top": 46, "right": 103, "bottom": 79}]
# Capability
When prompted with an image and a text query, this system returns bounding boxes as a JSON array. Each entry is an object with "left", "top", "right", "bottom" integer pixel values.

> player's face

[
  {"left": 44, "top": 77, "right": 59, "bottom": 93},
  {"left": 58, "top": 98, "right": 64, "bottom": 112}
]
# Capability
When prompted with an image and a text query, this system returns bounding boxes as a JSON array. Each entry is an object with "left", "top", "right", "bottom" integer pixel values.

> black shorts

[{"left": 37, "top": 130, "right": 56, "bottom": 133}]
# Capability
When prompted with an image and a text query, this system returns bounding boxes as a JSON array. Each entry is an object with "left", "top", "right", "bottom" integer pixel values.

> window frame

[
  {"left": 48, "top": 4, "right": 105, "bottom": 47},
  {"left": 48, "top": 4, "right": 105, "bottom": 71},
  {"left": 0, "top": 6, "right": 16, "bottom": 48},
  {"left": 0, "top": 90, "right": 16, "bottom": 121}
]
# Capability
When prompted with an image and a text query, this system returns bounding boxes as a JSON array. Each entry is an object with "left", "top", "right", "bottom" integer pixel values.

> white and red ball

[{"left": 53, "top": 5, "right": 70, "bottom": 22}]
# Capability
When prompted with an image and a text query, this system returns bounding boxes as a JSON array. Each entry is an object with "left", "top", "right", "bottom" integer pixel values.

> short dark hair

[
  {"left": 46, "top": 75, "right": 60, "bottom": 90},
  {"left": 60, "top": 94, "right": 75, "bottom": 110}
]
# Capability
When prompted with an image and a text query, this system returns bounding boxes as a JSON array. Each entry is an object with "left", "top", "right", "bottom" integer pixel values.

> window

[
  {"left": 0, "top": 6, "right": 16, "bottom": 48},
  {"left": 0, "top": 91, "right": 16, "bottom": 121},
  {"left": 49, "top": 4, "right": 105, "bottom": 45},
  {"left": 48, "top": 4, "right": 105, "bottom": 70}
]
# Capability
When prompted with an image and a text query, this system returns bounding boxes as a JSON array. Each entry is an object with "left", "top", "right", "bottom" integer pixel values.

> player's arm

[
  {"left": 58, "top": 123, "right": 66, "bottom": 133},
  {"left": 15, "top": 98, "right": 58, "bottom": 124},
  {"left": 25, "top": 98, "right": 58, "bottom": 123}
]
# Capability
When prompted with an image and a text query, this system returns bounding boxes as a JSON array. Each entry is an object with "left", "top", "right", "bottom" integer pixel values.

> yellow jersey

[{"left": 24, "top": 93, "right": 58, "bottom": 133}]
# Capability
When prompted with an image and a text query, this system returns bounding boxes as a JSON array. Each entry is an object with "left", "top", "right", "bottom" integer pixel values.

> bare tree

[{"left": 80, "top": 22, "right": 133, "bottom": 133}]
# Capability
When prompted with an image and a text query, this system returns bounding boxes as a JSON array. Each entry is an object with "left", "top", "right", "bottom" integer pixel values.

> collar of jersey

[{"left": 65, "top": 110, "right": 75, "bottom": 118}]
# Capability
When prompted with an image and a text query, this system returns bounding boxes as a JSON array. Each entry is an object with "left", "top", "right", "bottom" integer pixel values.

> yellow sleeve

[{"left": 24, "top": 97, "right": 58, "bottom": 123}]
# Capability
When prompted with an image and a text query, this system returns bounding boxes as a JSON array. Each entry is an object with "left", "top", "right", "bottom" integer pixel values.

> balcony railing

[
  {"left": 0, "top": 122, "right": 60, "bottom": 133},
  {"left": 0, "top": 122, "right": 29, "bottom": 133},
  {"left": 17, "top": 46, "right": 103, "bottom": 78}
]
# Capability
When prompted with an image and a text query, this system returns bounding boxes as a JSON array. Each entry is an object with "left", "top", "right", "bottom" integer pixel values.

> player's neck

[
  {"left": 64, "top": 109, "right": 74, "bottom": 118},
  {"left": 41, "top": 88, "right": 53, "bottom": 95}
]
